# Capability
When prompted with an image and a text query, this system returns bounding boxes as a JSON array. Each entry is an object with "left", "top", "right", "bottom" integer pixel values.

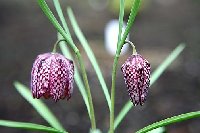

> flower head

[
  {"left": 31, "top": 53, "right": 74, "bottom": 102},
  {"left": 121, "top": 54, "right": 150, "bottom": 106}
]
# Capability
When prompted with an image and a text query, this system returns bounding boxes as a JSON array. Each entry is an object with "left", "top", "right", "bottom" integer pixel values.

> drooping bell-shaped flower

[
  {"left": 31, "top": 53, "right": 74, "bottom": 102},
  {"left": 121, "top": 54, "right": 150, "bottom": 106}
]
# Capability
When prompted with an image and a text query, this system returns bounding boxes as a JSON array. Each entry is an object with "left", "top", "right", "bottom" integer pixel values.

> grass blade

[
  {"left": 147, "top": 127, "right": 165, "bottom": 133},
  {"left": 37, "top": 0, "right": 78, "bottom": 52},
  {"left": 38, "top": 0, "right": 96, "bottom": 129},
  {"left": 114, "top": 101, "right": 132, "bottom": 129},
  {"left": 58, "top": 33, "right": 91, "bottom": 118},
  {"left": 112, "top": 0, "right": 125, "bottom": 127},
  {"left": 53, "top": 0, "right": 72, "bottom": 41},
  {"left": 0, "top": 120, "right": 66, "bottom": 133},
  {"left": 150, "top": 43, "right": 186, "bottom": 85},
  {"left": 118, "top": 0, "right": 141, "bottom": 50},
  {"left": 14, "top": 81, "right": 64, "bottom": 131},
  {"left": 110, "top": 0, "right": 141, "bottom": 132},
  {"left": 52, "top": 0, "right": 91, "bottom": 118},
  {"left": 136, "top": 111, "right": 200, "bottom": 133},
  {"left": 114, "top": 43, "right": 186, "bottom": 130},
  {"left": 117, "top": 0, "right": 125, "bottom": 47},
  {"left": 67, "top": 7, "right": 111, "bottom": 111}
]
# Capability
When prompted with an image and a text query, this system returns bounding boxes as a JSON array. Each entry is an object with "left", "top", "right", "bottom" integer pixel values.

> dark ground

[{"left": 0, "top": 0, "right": 200, "bottom": 133}]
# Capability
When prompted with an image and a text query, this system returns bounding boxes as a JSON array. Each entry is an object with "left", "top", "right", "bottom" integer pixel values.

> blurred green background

[{"left": 0, "top": 0, "right": 200, "bottom": 133}]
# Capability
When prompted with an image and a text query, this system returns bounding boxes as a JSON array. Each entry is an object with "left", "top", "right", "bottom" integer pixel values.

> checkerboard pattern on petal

[
  {"left": 31, "top": 53, "right": 74, "bottom": 102},
  {"left": 121, "top": 54, "right": 150, "bottom": 106}
]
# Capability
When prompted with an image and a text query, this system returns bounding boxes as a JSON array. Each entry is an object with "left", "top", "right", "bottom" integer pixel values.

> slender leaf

[
  {"left": 58, "top": 33, "right": 91, "bottom": 118},
  {"left": 90, "top": 129, "right": 102, "bottom": 133},
  {"left": 117, "top": 0, "right": 125, "bottom": 47},
  {"left": 118, "top": 0, "right": 141, "bottom": 50},
  {"left": 52, "top": 0, "right": 91, "bottom": 118},
  {"left": 136, "top": 111, "right": 200, "bottom": 133},
  {"left": 0, "top": 120, "right": 66, "bottom": 133},
  {"left": 150, "top": 43, "right": 186, "bottom": 85},
  {"left": 114, "top": 101, "right": 132, "bottom": 129},
  {"left": 67, "top": 7, "right": 111, "bottom": 111},
  {"left": 53, "top": 0, "right": 73, "bottom": 42},
  {"left": 38, "top": 0, "right": 96, "bottom": 128},
  {"left": 110, "top": 0, "right": 141, "bottom": 132},
  {"left": 147, "top": 127, "right": 165, "bottom": 133},
  {"left": 14, "top": 81, "right": 64, "bottom": 131},
  {"left": 114, "top": 43, "right": 186, "bottom": 130},
  {"left": 37, "top": 0, "right": 78, "bottom": 52}
]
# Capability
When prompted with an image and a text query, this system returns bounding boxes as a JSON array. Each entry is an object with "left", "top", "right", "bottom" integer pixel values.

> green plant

[{"left": 0, "top": 0, "right": 199, "bottom": 133}]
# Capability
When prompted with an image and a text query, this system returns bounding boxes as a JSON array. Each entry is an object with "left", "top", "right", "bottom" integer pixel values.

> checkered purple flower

[
  {"left": 121, "top": 54, "right": 150, "bottom": 106},
  {"left": 31, "top": 53, "right": 74, "bottom": 102}
]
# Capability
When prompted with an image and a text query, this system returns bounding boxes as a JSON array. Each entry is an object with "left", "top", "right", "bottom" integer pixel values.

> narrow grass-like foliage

[
  {"left": 114, "top": 43, "right": 186, "bottom": 130},
  {"left": 53, "top": 0, "right": 91, "bottom": 118},
  {"left": 136, "top": 111, "right": 200, "bottom": 133},
  {"left": 0, "top": 120, "right": 66, "bottom": 133},
  {"left": 67, "top": 7, "right": 111, "bottom": 111},
  {"left": 0, "top": 0, "right": 199, "bottom": 133},
  {"left": 110, "top": 0, "right": 141, "bottom": 132},
  {"left": 14, "top": 81, "right": 65, "bottom": 131},
  {"left": 38, "top": 0, "right": 96, "bottom": 129}
]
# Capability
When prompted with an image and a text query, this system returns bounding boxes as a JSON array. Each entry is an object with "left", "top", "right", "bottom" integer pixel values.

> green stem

[
  {"left": 114, "top": 43, "right": 186, "bottom": 130},
  {"left": 53, "top": 0, "right": 91, "bottom": 119},
  {"left": 109, "top": 0, "right": 125, "bottom": 132},
  {"left": 125, "top": 40, "right": 137, "bottom": 54},
  {"left": 117, "top": 0, "right": 125, "bottom": 47},
  {"left": 55, "top": 40, "right": 96, "bottom": 130},
  {"left": 52, "top": 39, "right": 66, "bottom": 53},
  {"left": 109, "top": 1, "right": 141, "bottom": 132},
  {"left": 114, "top": 101, "right": 133, "bottom": 129},
  {"left": 76, "top": 52, "right": 96, "bottom": 130},
  {"left": 37, "top": 0, "right": 96, "bottom": 130},
  {"left": 109, "top": 53, "right": 120, "bottom": 133}
]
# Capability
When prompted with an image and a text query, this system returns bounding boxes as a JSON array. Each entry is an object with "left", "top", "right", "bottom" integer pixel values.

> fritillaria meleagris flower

[
  {"left": 121, "top": 54, "right": 150, "bottom": 106},
  {"left": 31, "top": 53, "right": 74, "bottom": 102}
]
